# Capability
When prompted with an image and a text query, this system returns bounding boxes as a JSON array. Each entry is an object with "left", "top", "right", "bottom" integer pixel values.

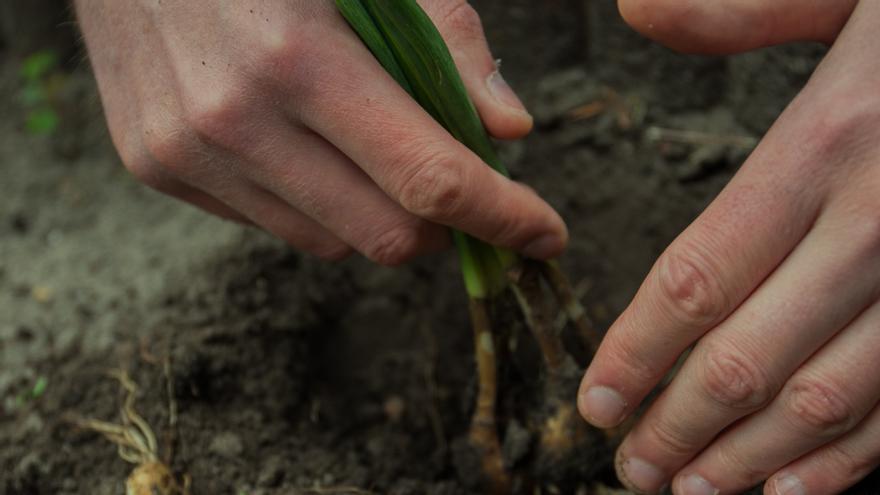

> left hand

[{"left": 579, "top": 1, "right": 880, "bottom": 493}]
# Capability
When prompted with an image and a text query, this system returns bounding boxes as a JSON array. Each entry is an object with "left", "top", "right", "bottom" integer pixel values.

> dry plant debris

[{"left": 67, "top": 369, "right": 190, "bottom": 495}]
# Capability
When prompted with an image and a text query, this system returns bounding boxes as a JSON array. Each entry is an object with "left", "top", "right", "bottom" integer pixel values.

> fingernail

[
  {"left": 580, "top": 386, "right": 627, "bottom": 427},
  {"left": 522, "top": 233, "right": 562, "bottom": 259},
  {"left": 619, "top": 456, "right": 666, "bottom": 493},
  {"left": 677, "top": 474, "right": 718, "bottom": 495},
  {"left": 487, "top": 69, "right": 529, "bottom": 115},
  {"left": 772, "top": 474, "right": 806, "bottom": 495}
]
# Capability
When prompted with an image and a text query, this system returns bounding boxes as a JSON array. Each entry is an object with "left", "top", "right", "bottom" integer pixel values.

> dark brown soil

[{"left": 2, "top": 1, "right": 878, "bottom": 494}]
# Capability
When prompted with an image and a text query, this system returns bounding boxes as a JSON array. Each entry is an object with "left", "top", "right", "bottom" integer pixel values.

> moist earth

[{"left": 2, "top": 1, "right": 877, "bottom": 494}]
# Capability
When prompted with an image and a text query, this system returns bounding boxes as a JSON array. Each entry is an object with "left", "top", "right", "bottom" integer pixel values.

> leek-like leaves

[{"left": 335, "top": 0, "right": 516, "bottom": 298}]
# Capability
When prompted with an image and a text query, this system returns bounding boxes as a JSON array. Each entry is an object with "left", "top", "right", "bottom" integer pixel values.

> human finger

[
  {"left": 578, "top": 132, "right": 824, "bottom": 431},
  {"left": 130, "top": 143, "right": 350, "bottom": 258},
  {"left": 289, "top": 38, "right": 567, "bottom": 259},
  {"left": 420, "top": 0, "right": 533, "bottom": 139},
  {"left": 675, "top": 298, "right": 880, "bottom": 494},
  {"left": 765, "top": 401, "right": 880, "bottom": 495},
  {"left": 611, "top": 207, "right": 880, "bottom": 493},
  {"left": 218, "top": 181, "right": 353, "bottom": 261},
  {"left": 127, "top": 158, "right": 252, "bottom": 224},
  {"left": 617, "top": 0, "right": 858, "bottom": 54},
  {"left": 243, "top": 123, "right": 449, "bottom": 265}
]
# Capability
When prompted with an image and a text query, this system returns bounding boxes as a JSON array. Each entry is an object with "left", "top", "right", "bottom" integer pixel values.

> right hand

[{"left": 74, "top": 0, "right": 568, "bottom": 264}]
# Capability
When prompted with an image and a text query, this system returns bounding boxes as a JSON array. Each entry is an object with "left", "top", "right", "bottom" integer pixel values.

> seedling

[
  {"left": 336, "top": 1, "right": 602, "bottom": 491},
  {"left": 13, "top": 375, "right": 48, "bottom": 409},
  {"left": 19, "top": 49, "right": 62, "bottom": 135},
  {"left": 67, "top": 370, "right": 190, "bottom": 495}
]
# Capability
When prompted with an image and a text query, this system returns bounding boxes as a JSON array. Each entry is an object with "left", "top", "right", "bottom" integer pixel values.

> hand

[
  {"left": 579, "top": 1, "right": 880, "bottom": 494},
  {"left": 74, "top": 0, "right": 567, "bottom": 264}
]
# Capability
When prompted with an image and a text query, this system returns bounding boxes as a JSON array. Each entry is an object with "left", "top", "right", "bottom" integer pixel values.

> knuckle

[
  {"left": 697, "top": 342, "right": 773, "bottom": 410},
  {"left": 654, "top": 246, "right": 729, "bottom": 327},
  {"left": 269, "top": 25, "right": 322, "bottom": 67},
  {"left": 125, "top": 156, "right": 165, "bottom": 190},
  {"left": 259, "top": 25, "right": 327, "bottom": 99},
  {"left": 142, "top": 124, "right": 191, "bottom": 169},
  {"left": 644, "top": 417, "right": 698, "bottom": 457},
  {"left": 181, "top": 86, "right": 247, "bottom": 150},
  {"left": 362, "top": 225, "right": 422, "bottom": 266},
  {"left": 784, "top": 378, "right": 857, "bottom": 436},
  {"left": 396, "top": 151, "right": 468, "bottom": 221},
  {"left": 116, "top": 133, "right": 163, "bottom": 188},
  {"left": 804, "top": 98, "right": 880, "bottom": 164}
]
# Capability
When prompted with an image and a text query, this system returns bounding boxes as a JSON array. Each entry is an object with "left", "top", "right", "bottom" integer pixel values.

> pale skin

[
  {"left": 75, "top": 0, "right": 880, "bottom": 494},
  {"left": 579, "top": 1, "right": 880, "bottom": 494},
  {"left": 73, "top": 0, "right": 567, "bottom": 265}
]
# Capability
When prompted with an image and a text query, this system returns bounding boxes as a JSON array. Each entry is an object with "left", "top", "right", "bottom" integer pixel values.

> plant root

[
  {"left": 464, "top": 259, "right": 608, "bottom": 490},
  {"left": 467, "top": 297, "right": 512, "bottom": 494},
  {"left": 67, "top": 369, "right": 190, "bottom": 495},
  {"left": 510, "top": 261, "right": 592, "bottom": 461},
  {"left": 539, "top": 261, "right": 601, "bottom": 356}
]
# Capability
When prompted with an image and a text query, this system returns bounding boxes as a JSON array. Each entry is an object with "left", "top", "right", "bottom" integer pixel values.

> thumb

[
  {"left": 618, "top": 0, "right": 858, "bottom": 55},
  {"left": 422, "top": 0, "right": 534, "bottom": 140}
]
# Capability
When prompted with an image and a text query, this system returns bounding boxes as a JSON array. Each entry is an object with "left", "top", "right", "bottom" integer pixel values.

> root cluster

[{"left": 465, "top": 260, "right": 607, "bottom": 493}]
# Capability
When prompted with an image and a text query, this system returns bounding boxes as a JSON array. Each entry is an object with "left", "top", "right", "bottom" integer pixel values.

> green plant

[
  {"left": 335, "top": 1, "right": 602, "bottom": 491},
  {"left": 14, "top": 375, "right": 48, "bottom": 409},
  {"left": 19, "top": 49, "right": 62, "bottom": 135}
]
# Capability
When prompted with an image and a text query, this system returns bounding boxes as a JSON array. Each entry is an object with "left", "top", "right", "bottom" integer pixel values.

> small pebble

[{"left": 209, "top": 431, "right": 244, "bottom": 458}]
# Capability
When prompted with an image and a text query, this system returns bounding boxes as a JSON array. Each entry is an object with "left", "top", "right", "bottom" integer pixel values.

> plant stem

[
  {"left": 467, "top": 297, "right": 510, "bottom": 494},
  {"left": 509, "top": 261, "right": 569, "bottom": 374}
]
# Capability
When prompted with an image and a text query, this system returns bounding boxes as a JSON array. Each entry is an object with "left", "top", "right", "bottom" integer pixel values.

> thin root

[
  {"left": 539, "top": 261, "right": 601, "bottom": 356},
  {"left": 512, "top": 260, "right": 594, "bottom": 461},
  {"left": 468, "top": 297, "right": 511, "bottom": 494},
  {"left": 66, "top": 368, "right": 189, "bottom": 495}
]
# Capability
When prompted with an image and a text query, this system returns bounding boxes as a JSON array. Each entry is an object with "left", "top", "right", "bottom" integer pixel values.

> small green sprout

[
  {"left": 19, "top": 49, "right": 62, "bottom": 135},
  {"left": 14, "top": 375, "right": 49, "bottom": 408},
  {"left": 31, "top": 375, "right": 48, "bottom": 398}
]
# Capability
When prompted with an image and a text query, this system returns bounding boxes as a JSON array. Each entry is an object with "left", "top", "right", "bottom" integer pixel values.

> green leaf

[
  {"left": 335, "top": 0, "right": 517, "bottom": 297},
  {"left": 358, "top": 0, "right": 508, "bottom": 177},
  {"left": 335, "top": 0, "right": 413, "bottom": 95},
  {"left": 31, "top": 376, "right": 48, "bottom": 398},
  {"left": 21, "top": 50, "right": 59, "bottom": 81},
  {"left": 26, "top": 107, "right": 59, "bottom": 135}
]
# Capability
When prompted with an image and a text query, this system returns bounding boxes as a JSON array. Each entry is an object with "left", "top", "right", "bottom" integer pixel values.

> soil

[{"left": 1, "top": 1, "right": 877, "bottom": 494}]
